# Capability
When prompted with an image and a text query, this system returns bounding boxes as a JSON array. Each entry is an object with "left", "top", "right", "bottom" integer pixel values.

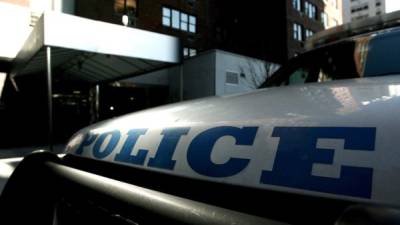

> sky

[{"left": 386, "top": 0, "right": 400, "bottom": 13}]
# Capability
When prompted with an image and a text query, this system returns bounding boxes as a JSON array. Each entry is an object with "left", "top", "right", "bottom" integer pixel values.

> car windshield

[{"left": 262, "top": 28, "right": 400, "bottom": 87}]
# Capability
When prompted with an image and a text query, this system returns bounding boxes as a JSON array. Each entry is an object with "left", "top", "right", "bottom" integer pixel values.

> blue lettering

[
  {"left": 148, "top": 127, "right": 190, "bottom": 170},
  {"left": 75, "top": 133, "right": 98, "bottom": 155},
  {"left": 115, "top": 129, "right": 149, "bottom": 165},
  {"left": 93, "top": 130, "right": 121, "bottom": 159},
  {"left": 187, "top": 126, "right": 258, "bottom": 177},
  {"left": 261, "top": 127, "right": 375, "bottom": 198}
]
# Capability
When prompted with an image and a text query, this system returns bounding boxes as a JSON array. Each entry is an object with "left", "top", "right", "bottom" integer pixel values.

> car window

[
  {"left": 262, "top": 40, "right": 365, "bottom": 87},
  {"left": 289, "top": 68, "right": 308, "bottom": 84}
]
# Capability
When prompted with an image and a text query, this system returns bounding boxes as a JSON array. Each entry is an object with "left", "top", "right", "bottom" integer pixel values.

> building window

[
  {"left": 304, "top": 1, "right": 317, "bottom": 20},
  {"left": 293, "top": 23, "right": 303, "bottom": 41},
  {"left": 180, "top": 13, "right": 188, "bottom": 31},
  {"left": 114, "top": 0, "right": 136, "bottom": 14},
  {"left": 183, "top": 47, "right": 197, "bottom": 58},
  {"left": 162, "top": 7, "right": 171, "bottom": 26},
  {"left": 351, "top": 4, "right": 369, "bottom": 13},
  {"left": 189, "top": 48, "right": 197, "bottom": 56},
  {"left": 321, "top": 12, "right": 328, "bottom": 28},
  {"left": 162, "top": 7, "right": 196, "bottom": 33},
  {"left": 114, "top": 0, "right": 137, "bottom": 26},
  {"left": 189, "top": 15, "right": 196, "bottom": 33},
  {"left": 293, "top": 0, "right": 301, "bottom": 11},
  {"left": 172, "top": 9, "right": 180, "bottom": 29},
  {"left": 305, "top": 29, "right": 314, "bottom": 39}
]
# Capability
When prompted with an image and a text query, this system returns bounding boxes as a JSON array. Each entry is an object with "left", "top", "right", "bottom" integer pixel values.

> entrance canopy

[
  {"left": 10, "top": 11, "right": 182, "bottom": 82},
  {"left": 8, "top": 12, "right": 182, "bottom": 151}
]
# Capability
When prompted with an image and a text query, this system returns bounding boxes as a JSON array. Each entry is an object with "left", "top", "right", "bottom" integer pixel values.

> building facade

[
  {"left": 287, "top": 0, "right": 343, "bottom": 58},
  {"left": 343, "top": 0, "right": 385, "bottom": 23},
  {"left": 287, "top": 0, "right": 325, "bottom": 58},
  {"left": 213, "top": 0, "right": 342, "bottom": 63},
  {"left": 75, "top": 0, "right": 214, "bottom": 58},
  {"left": 322, "top": 0, "right": 343, "bottom": 29},
  {"left": 75, "top": 0, "right": 343, "bottom": 63}
]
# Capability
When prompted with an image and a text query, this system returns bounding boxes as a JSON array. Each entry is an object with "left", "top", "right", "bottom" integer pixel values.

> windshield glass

[
  {"left": 263, "top": 40, "right": 365, "bottom": 87},
  {"left": 263, "top": 29, "right": 400, "bottom": 88}
]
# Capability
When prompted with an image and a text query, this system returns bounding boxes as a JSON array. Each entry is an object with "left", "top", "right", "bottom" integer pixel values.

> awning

[
  {"left": 8, "top": 12, "right": 182, "bottom": 151},
  {"left": 10, "top": 11, "right": 182, "bottom": 83}
]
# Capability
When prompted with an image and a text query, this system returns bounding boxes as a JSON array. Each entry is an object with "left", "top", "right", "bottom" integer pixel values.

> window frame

[
  {"left": 189, "top": 15, "right": 196, "bottom": 33},
  {"left": 293, "top": 23, "right": 303, "bottom": 41},
  {"left": 162, "top": 6, "right": 197, "bottom": 33},
  {"left": 321, "top": 12, "right": 328, "bottom": 28},
  {"left": 183, "top": 47, "right": 197, "bottom": 58},
  {"left": 180, "top": 13, "right": 188, "bottom": 31},
  {"left": 304, "top": 1, "right": 317, "bottom": 20},
  {"left": 162, "top": 7, "right": 172, "bottom": 26},
  {"left": 305, "top": 29, "right": 314, "bottom": 38},
  {"left": 171, "top": 9, "right": 180, "bottom": 29},
  {"left": 293, "top": 0, "right": 301, "bottom": 11}
]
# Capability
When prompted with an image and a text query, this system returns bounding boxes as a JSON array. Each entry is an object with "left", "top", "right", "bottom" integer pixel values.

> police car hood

[{"left": 66, "top": 75, "right": 400, "bottom": 207}]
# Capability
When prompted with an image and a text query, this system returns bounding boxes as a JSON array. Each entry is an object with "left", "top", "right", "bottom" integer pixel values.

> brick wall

[{"left": 286, "top": 0, "right": 324, "bottom": 59}]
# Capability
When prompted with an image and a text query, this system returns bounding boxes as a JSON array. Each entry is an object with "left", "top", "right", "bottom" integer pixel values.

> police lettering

[
  {"left": 187, "top": 126, "right": 258, "bottom": 177},
  {"left": 115, "top": 129, "right": 148, "bottom": 165},
  {"left": 148, "top": 127, "right": 190, "bottom": 170},
  {"left": 260, "top": 127, "right": 375, "bottom": 198},
  {"left": 74, "top": 126, "right": 376, "bottom": 199}
]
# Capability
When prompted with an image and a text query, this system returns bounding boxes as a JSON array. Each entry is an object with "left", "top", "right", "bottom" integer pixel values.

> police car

[{"left": 1, "top": 13, "right": 400, "bottom": 225}]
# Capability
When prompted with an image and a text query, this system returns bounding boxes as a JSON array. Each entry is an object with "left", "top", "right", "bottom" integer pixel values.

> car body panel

[{"left": 66, "top": 75, "right": 400, "bottom": 207}]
